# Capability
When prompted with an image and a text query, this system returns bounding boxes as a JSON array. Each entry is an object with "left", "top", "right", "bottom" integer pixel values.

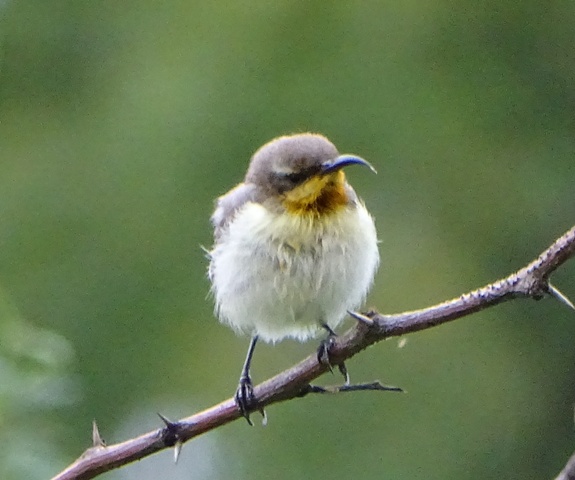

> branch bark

[{"left": 52, "top": 225, "right": 575, "bottom": 480}]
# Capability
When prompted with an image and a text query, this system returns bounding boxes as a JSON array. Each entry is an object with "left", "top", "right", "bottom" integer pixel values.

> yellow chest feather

[{"left": 281, "top": 171, "right": 349, "bottom": 217}]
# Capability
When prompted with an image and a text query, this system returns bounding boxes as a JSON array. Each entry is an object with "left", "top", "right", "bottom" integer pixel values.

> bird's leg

[
  {"left": 235, "top": 335, "right": 265, "bottom": 425},
  {"left": 317, "top": 324, "right": 350, "bottom": 384}
]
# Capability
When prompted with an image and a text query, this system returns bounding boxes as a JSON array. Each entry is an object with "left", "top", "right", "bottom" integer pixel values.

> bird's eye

[{"left": 282, "top": 171, "right": 309, "bottom": 184}]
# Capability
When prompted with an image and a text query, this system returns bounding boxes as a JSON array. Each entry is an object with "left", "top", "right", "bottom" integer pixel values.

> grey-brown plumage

[
  {"left": 211, "top": 133, "right": 366, "bottom": 240},
  {"left": 208, "top": 133, "right": 379, "bottom": 423}
]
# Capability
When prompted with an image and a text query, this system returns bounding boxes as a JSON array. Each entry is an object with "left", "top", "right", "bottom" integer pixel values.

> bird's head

[{"left": 245, "top": 133, "right": 375, "bottom": 216}]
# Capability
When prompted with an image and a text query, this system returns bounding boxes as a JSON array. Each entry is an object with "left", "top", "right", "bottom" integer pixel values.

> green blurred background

[{"left": 1, "top": 1, "right": 575, "bottom": 479}]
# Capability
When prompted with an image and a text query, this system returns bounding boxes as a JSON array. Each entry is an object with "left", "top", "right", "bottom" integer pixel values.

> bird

[{"left": 208, "top": 133, "right": 379, "bottom": 423}]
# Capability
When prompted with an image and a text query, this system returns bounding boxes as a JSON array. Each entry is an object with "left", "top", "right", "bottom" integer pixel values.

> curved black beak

[{"left": 321, "top": 154, "right": 377, "bottom": 175}]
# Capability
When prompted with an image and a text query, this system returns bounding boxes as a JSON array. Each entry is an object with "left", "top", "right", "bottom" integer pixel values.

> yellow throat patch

[{"left": 282, "top": 170, "right": 349, "bottom": 217}]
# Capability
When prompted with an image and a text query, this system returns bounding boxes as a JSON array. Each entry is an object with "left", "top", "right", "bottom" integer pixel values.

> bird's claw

[
  {"left": 317, "top": 332, "right": 350, "bottom": 384},
  {"left": 235, "top": 374, "right": 256, "bottom": 425},
  {"left": 235, "top": 374, "right": 267, "bottom": 425},
  {"left": 317, "top": 335, "right": 336, "bottom": 371}
]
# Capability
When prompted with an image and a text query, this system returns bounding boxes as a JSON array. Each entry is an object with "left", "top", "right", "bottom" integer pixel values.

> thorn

[
  {"left": 92, "top": 420, "right": 105, "bottom": 447},
  {"left": 338, "top": 362, "right": 350, "bottom": 385},
  {"left": 157, "top": 412, "right": 177, "bottom": 428},
  {"left": 548, "top": 283, "right": 575, "bottom": 311},
  {"left": 157, "top": 413, "right": 183, "bottom": 452},
  {"left": 304, "top": 381, "right": 404, "bottom": 394},
  {"left": 338, "top": 381, "right": 404, "bottom": 393},
  {"left": 347, "top": 310, "right": 375, "bottom": 326},
  {"left": 174, "top": 440, "right": 183, "bottom": 464},
  {"left": 261, "top": 409, "right": 268, "bottom": 427}
]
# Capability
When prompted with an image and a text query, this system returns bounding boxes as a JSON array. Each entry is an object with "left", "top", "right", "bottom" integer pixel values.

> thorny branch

[{"left": 52, "top": 225, "right": 575, "bottom": 480}]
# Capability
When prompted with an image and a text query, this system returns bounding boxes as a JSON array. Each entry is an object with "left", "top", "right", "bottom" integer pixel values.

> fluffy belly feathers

[{"left": 209, "top": 202, "right": 379, "bottom": 343}]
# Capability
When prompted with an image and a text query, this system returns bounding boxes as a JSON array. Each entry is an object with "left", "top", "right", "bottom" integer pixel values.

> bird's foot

[
  {"left": 235, "top": 374, "right": 266, "bottom": 426},
  {"left": 317, "top": 326, "right": 350, "bottom": 384},
  {"left": 235, "top": 374, "right": 256, "bottom": 425}
]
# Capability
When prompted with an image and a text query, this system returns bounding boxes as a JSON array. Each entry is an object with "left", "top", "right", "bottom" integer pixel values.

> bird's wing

[{"left": 211, "top": 183, "right": 259, "bottom": 241}]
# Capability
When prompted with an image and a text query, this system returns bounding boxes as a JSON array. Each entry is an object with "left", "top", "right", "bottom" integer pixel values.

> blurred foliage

[
  {"left": 0, "top": 286, "right": 79, "bottom": 479},
  {"left": 1, "top": 1, "right": 574, "bottom": 479}
]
